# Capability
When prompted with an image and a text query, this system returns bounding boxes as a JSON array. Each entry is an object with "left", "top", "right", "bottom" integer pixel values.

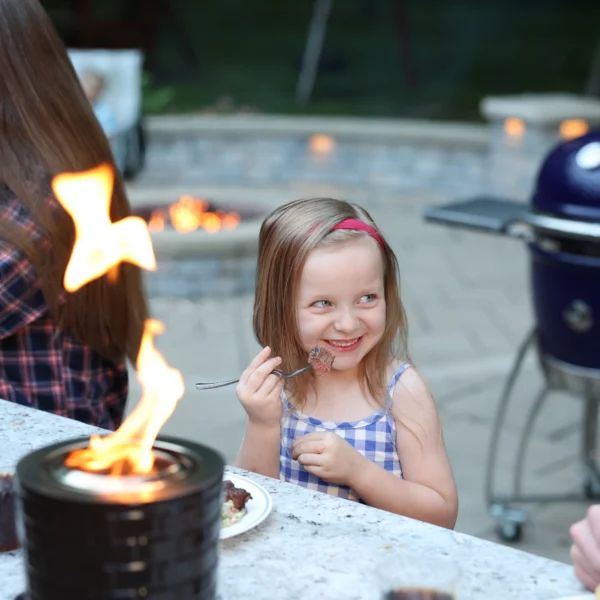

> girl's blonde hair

[{"left": 253, "top": 197, "right": 410, "bottom": 408}]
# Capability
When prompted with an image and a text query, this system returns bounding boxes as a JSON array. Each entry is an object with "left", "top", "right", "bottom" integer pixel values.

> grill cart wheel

[
  {"left": 584, "top": 467, "right": 600, "bottom": 499},
  {"left": 495, "top": 521, "right": 523, "bottom": 543},
  {"left": 490, "top": 504, "right": 528, "bottom": 543}
]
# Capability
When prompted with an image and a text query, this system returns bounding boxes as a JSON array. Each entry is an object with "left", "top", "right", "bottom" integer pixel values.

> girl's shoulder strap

[
  {"left": 385, "top": 361, "right": 412, "bottom": 409},
  {"left": 280, "top": 388, "right": 294, "bottom": 412}
]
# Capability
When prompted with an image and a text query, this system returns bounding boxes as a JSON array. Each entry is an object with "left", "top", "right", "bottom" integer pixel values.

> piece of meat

[
  {"left": 308, "top": 346, "right": 335, "bottom": 376},
  {"left": 223, "top": 480, "right": 252, "bottom": 510}
]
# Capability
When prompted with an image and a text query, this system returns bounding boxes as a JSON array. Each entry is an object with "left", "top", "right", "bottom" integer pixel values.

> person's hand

[
  {"left": 570, "top": 505, "right": 600, "bottom": 591},
  {"left": 236, "top": 347, "right": 284, "bottom": 429},
  {"left": 291, "top": 431, "right": 367, "bottom": 486}
]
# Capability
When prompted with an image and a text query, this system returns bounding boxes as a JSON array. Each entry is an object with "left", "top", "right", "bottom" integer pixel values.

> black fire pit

[
  {"left": 424, "top": 130, "right": 600, "bottom": 542},
  {"left": 14, "top": 437, "right": 224, "bottom": 600}
]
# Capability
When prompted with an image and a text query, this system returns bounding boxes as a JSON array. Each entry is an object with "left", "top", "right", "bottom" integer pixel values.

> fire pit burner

[
  {"left": 133, "top": 196, "right": 265, "bottom": 235},
  {"left": 15, "top": 437, "right": 224, "bottom": 600},
  {"left": 51, "top": 444, "right": 190, "bottom": 495}
]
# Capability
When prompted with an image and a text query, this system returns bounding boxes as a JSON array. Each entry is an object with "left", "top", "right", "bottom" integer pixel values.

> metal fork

[{"left": 195, "top": 365, "right": 311, "bottom": 390}]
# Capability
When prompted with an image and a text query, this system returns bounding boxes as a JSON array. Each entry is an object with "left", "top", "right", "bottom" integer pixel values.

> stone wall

[{"left": 141, "top": 115, "right": 491, "bottom": 198}]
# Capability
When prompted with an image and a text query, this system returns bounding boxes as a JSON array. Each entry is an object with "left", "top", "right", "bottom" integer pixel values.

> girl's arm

[
  {"left": 235, "top": 421, "right": 281, "bottom": 479},
  {"left": 349, "top": 367, "right": 458, "bottom": 528}
]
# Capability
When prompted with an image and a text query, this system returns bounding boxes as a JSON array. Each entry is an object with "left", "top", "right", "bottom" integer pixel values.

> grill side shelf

[{"left": 423, "top": 197, "right": 532, "bottom": 237}]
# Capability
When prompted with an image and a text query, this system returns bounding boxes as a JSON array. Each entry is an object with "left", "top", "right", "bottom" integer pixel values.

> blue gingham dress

[{"left": 279, "top": 362, "right": 409, "bottom": 502}]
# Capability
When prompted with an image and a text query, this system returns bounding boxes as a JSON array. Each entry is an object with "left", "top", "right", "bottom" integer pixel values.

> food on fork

[
  {"left": 308, "top": 346, "right": 335, "bottom": 376},
  {"left": 222, "top": 479, "right": 253, "bottom": 528}
]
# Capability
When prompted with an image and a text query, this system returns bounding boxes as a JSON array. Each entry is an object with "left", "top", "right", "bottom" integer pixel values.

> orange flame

[
  {"left": 54, "top": 165, "right": 183, "bottom": 477},
  {"left": 52, "top": 164, "right": 157, "bottom": 292},
  {"left": 65, "top": 319, "right": 184, "bottom": 475},
  {"left": 168, "top": 195, "right": 206, "bottom": 233},
  {"left": 149, "top": 194, "right": 240, "bottom": 234}
]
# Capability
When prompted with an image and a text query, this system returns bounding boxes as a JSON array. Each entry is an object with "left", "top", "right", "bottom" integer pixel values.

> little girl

[{"left": 235, "top": 198, "right": 458, "bottom": 529}]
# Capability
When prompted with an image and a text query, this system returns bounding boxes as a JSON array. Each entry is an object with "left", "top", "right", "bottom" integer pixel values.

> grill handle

[{"left": 424, "top": 197, "right": 600, "bottom": 243}]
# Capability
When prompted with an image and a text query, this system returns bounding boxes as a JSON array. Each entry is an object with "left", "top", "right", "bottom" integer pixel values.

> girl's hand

[
  {"left": 291, "top": 431, "right": 366, "bottom": 486},
  {"left": 236, "top": 347, "right": 285, "bottom": 429},
  {"left": 571, "top": 505, "right": 600, "bottom": 591}
]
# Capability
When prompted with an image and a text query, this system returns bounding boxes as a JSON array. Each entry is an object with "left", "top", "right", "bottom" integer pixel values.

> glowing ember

[
  {"left": 503, "top": 117, "right": 525, "bottom": 138},
  {"left": 202, "top": 212, "right": 221, "bottom": 233},
  {"left": 560, "top": 119, "right": 589, "bottom": 141},
  {"left": 168, "top": 194, "right": 207, "bottom": 233},
  {"left": 52, "top": 164, "right": 157, "bottom": 292},
  {"left": 222, "top": 213, "right": 241, "bottom": 230},
  {"left": 148, "top": 195, "right": 241, "bottom": 234},
  {"left": 65, "top": 319, "right": 184, "bottom": 475}
]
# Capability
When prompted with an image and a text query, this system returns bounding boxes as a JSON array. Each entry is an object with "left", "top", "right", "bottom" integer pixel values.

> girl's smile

[{"left": 322, "top": 336, "right": 363, "bottom": 353}]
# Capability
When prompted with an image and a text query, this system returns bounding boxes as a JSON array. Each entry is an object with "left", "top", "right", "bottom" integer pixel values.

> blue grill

[
  {"left": 530, "top": 132, "right": 600, "bottom": 369},
  {"left": 424, "top": 130, "right": 600, "bottom": 544}
]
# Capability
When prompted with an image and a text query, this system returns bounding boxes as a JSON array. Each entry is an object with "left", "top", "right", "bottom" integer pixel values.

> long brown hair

[
  {"left": 0, "top": 0, "right": 148, "bottom": 363},
  {"left": 254, "top": 197, "right": 409, "bottom": 408}
]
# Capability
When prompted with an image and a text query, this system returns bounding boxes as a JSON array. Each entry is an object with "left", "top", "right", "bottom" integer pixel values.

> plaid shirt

[{"left": 0, "top": 189, "right": 128, "bottom": 430}]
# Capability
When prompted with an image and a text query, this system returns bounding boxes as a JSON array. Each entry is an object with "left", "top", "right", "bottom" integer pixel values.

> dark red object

[
  {"left": 0, "top": 474, "right": 19, "bottom": 552},
  {"left": 308, "top": 346, "right": 335, "bottom": 376},
  {"left": 223, "top": 480, "right": 252, "bottom": 511}
]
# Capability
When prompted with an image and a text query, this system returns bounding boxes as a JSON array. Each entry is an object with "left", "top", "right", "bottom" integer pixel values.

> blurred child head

[{"left": 80, "top": 70, "right": 106, "bottom": 104}]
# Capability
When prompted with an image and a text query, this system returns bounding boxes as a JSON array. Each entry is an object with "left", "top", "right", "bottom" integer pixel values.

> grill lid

[{"left": 532, "top": 130, "right": 600, "bottom": 221}]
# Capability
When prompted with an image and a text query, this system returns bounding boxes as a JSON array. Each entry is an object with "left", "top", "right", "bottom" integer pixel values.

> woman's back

[{"left": 0, "top": 188, "right": 128, "bottom": 429}]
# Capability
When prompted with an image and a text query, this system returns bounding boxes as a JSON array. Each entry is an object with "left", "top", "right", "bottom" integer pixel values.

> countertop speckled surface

[{"left": 0, "top": 400, "right": 588, "bottom": 600}]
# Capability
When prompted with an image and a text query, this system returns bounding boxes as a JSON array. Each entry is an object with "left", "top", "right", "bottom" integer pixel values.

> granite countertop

[{"left": 0, "top": 400, "right": 588, "bottom": 600}]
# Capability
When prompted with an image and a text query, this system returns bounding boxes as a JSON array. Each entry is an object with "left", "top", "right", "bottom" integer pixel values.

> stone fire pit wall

[
  {"left": 145, "top": 222, "right": 260, "bottom": 298},
  {"left": 125, "top": 187, "right": 266, "bottom": 299}
]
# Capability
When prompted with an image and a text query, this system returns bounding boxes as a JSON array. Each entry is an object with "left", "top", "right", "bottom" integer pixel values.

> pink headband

[{"left": 330, "top": 218, "right": 385, "bottom": 250}]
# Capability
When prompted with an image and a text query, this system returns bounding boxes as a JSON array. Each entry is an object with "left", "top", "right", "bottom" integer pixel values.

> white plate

[
  {"left": 553, "top": 595, "right": 595, "bottom": 599},
  {"left": 220, "top": 473, "right": 273, "bottom": 540}
]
